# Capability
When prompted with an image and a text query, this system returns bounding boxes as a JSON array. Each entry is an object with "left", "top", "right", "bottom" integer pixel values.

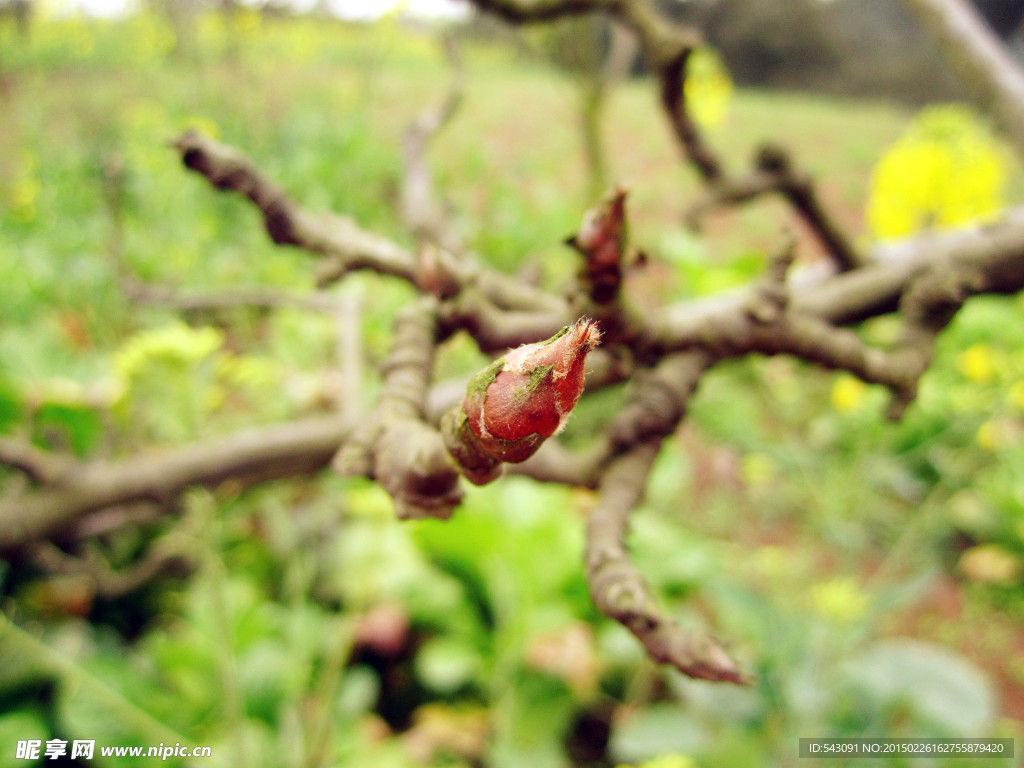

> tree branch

[
  {"left": 171, "top": 130, "right": 420, "bottom": 284},
  {"left": 439, "top": 288, "right": 572, "bottom": 351},
  {"left": 401, "top": 33, "right": 466, "bottom": 253},
  {"left": 124, "top": 278, "right": 339, "bottom": 313},
  {"left": 469, "top": 0, "right": 612, "bottom": 23},
  {"left": 505, "top": 437, "right": 606, "bottom": 487},
  {"left": 0, "top": 416, "right": 352, "bottom": 554},
  {"left": 607, "top": 351, "right": 711, "bottom": 452},
  {"left": 688, "top": 144, "right": 865, "bottom": 271},
  {"left": 903, "top": 0, "right": 1024, "bottom": 160},
  {"left": 658, "top": 49, "right": 724, "bottom": 181},
  {"left": 0, "top": 437, "right": 73, "bottom": 486},
  {"left": 172, "top": 130, "right": 571, "bottom": 342},
  {"left": 468, "top": 0, "right": 703, "bottom": 127},
  {"left": 655, "top": 211, "right": 1024, "bottom": 345},
  {"left": 586, "top": 439, "right": 746, "bottom": 683},
  {"left": 645, "top": 219, "right": 1024, "bottom": 417},
  {"left": 10, "top": 203, "right": 1019, "bottom": 557},
  {"left": 333, "top": 298, "right": 463, "bottom": 519},
  {"left": 471, "top": 0, "right": 864, "bottom": 274},
  {"left": 108, "top": 10, "right": 1024, "bottom": 687}
]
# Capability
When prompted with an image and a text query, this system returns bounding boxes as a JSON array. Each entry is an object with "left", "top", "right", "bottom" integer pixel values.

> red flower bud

[
  {"left": 569, "top": 187, "right": 627, "bottom": 270},
  {"left": 461, "top": 319, "right": 601, "bottom": 464}
]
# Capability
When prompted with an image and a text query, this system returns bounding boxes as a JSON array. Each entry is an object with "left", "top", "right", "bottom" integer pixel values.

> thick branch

[
  {"left": 0, "top": 416, "right": 352, "bottom": 554},
  {"left": 173, "top": 131, "right": 569, "bottom": 337},
  {"left": 171, "top": 130, "right": 420, "bottom": 284},
  {"left": 439, "top": 290, "right": 572, "bottom": 351},
  {"left": 656, "top": 211, "right": 1024, "bottom": 345},
  {"left": 334, "top": 298, "right": 463, "bottom": 519},
  {"left": 124, "top": 279, "right": 338, "bottom": 313},
  {"left": 903, "top": 0, "right": 1024, "bottom": 160},
  {"left": 607, "top": 351, "right": 711, "bottom": 452},
  {"left": 648, "top": 223, "right": 1023, "bottom": 416},
  {"left": 505, "top": 438, "right": 606, "bottom": 487},
  {"left": 0, "top": 437, "right": 73, "bottom": 485},
  {"left": 585, "top": 440, "right": 746, "bottom": 683},
  {"left": 576, "top": 351, "right": 750, "bottom": 682},
  {"left": 379, "top": 298, "right": 440, "bottom": 419}
]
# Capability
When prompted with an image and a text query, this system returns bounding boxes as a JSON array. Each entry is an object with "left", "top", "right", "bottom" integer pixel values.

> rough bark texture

[{"left": 0, "top": 417, "right": 351, "bottom": 552}]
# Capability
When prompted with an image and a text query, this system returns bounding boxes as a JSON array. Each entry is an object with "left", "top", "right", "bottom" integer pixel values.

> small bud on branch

[
  {"left": 569, "top": 187, "right": 628, "bottom": 269},
  {"left": 567, "top": 187, "right": 640, "bottom": 305}
]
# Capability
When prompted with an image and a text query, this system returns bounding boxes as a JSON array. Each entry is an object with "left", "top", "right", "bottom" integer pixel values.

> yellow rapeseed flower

[
  {"left": 617, "top": 756, "right": 699, "bottom": 768},
  {"left": 233, "top": 6, "right": 262, "bottom": 36},
  {"left": 685, "top": 47, "right": 732, "bottom": 128},
  {"left": 741, "top": 452, "right": 775, "bottom": 488},
  {"left": 114, "top": 324, "right": 223, "bottom": 383},
  {"left": 831, "top": 375, "right": 867, "bottom": 414},
  {"left": 811, "top": 577, "right": 869, "bottom": 624},
  {"left": 180, "top": 115, "right": 221, "bottom": 141},
  {"left": 957, "top": 343, "right": 996, "bottom": 383},
  {"left": 975, "top": 421, "right": 1003, "bottom": 451},
  {"left": 8, "top": 177, "right": 40, "bottom": 223},
  {"left": 1006, "top": 381, "right": 1024, "bottom": 412},
  {"left": 867, "top": 105, "right": 1006, "bottom": 241},
  {"left": 958, "top": 544, "right": 1023, "bottom": 585}
]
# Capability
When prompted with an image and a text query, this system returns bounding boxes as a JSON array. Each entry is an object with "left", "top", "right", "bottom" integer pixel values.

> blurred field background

[{"left": 2, "top": 3, "right": 1024, "bottom": 767}]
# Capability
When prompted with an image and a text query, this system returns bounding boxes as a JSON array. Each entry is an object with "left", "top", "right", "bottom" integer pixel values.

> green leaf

[
  {"left": 609, "top": 704, "right": 707, "bottom": 764},
  {"left": 238, "top": 640, "right": 296, "bottom": 723},
  {"left": 0, "top": 712, "right": 49, "bottom": 768},
  {"left": 336, "top": 665, "right": 379, "bottom": 717},
  {"left": 843, "top": 638, "right": 995, "bottom": 734},
  {"left": 415, "top": 636, "right": 482, "bottom": 693},
  {"left": 0, "top": 376, "right": 23, "bottom": 435},
  {"left": 32, "top": 402, "right": 101, "bottom": 457},
  {"left": 488, "top": 672, "right": 575, "bottom": 768}
]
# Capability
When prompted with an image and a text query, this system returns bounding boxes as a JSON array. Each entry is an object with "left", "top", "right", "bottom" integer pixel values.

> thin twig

[
  {"left": 902, "top": 0, "right": 1024, "bottom": 159},
  {"left": 30, "top": 540, "right": 193, "bottom": 598},
  {"left": 687, "top": 144, "right": 865, "bottom": 271},
  {"left": 586, "top": 440, "right": 747, "bottom": 682},
  {"left": 171, "top": 130, "right": 420, "bottom": 284},
  {"left": 401, "top": 32, "right": 466, "bottom": 252}
]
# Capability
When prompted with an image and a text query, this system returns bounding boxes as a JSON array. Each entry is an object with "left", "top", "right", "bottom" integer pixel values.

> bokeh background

[{"left": 2, "top": 1, "right": 1024, "bottom": 766}]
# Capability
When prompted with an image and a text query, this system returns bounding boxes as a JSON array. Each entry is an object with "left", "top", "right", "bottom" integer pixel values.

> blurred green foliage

[{"left": 1, "top": 6, "right": 1023, "bottom": 768}]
